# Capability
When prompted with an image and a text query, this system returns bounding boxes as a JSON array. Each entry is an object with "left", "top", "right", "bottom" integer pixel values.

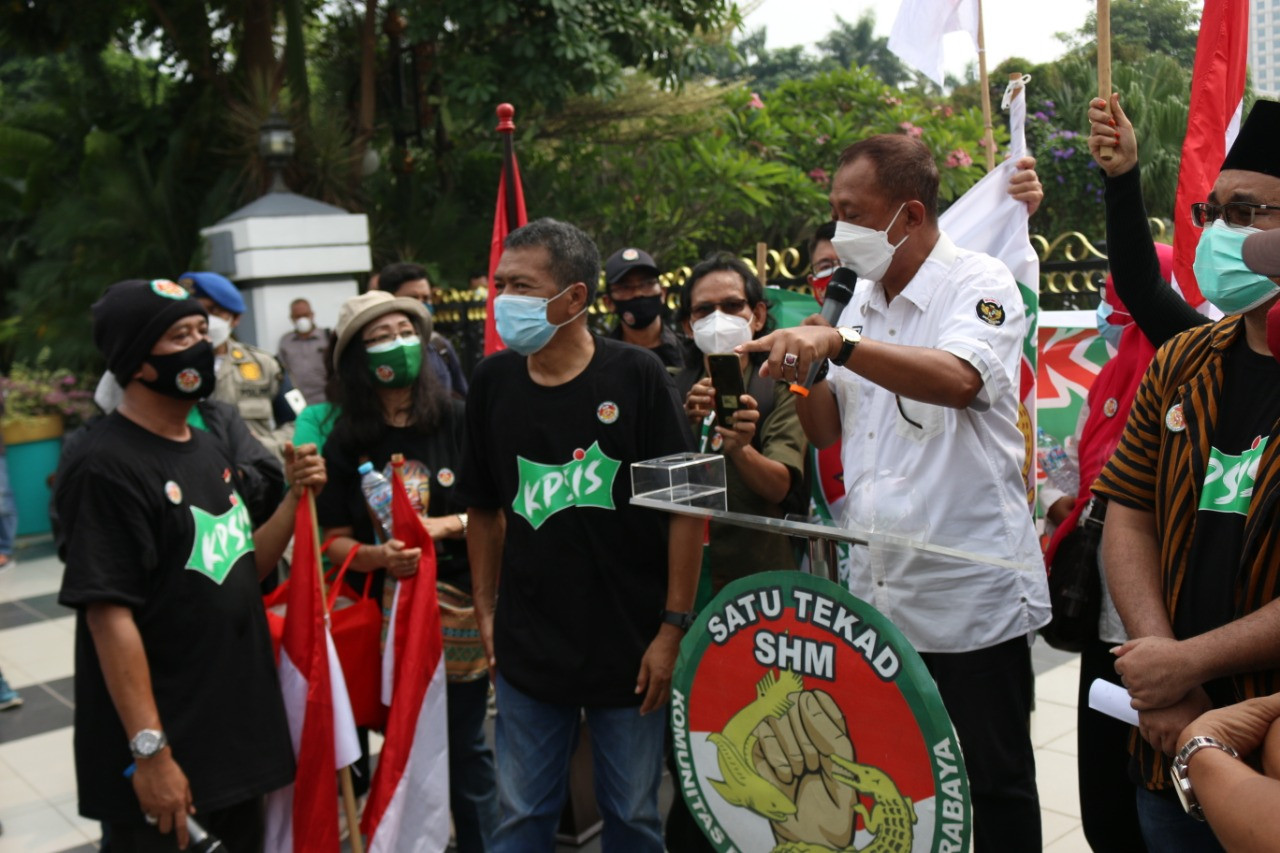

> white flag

[{"left": 887, "top": 0, "right": 980, "bottom": 87}]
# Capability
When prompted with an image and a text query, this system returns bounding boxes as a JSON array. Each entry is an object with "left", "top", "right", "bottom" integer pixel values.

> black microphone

[{"left": 791, "top": 266, "right": 857, "bottom": 395}]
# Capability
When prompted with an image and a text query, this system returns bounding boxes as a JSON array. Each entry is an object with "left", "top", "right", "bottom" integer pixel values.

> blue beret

[{"left": 179, "top": 271, "right": 245, "bottom": 314}]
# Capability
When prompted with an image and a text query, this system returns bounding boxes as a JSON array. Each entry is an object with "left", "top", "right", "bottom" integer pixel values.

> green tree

[{"left": 1058, "top": 0, "right": 1200, "bottom": 66}]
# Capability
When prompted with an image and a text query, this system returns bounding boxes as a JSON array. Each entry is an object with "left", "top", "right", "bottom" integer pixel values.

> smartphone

[{"left": 707, "top": 354, "right": 746, "bottom": 428}]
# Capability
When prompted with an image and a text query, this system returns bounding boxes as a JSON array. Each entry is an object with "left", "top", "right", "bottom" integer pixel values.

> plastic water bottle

[
  {"left": 359, "top": 461, "right": 393, "bottom": 541},
  {"left": 1036, "top": 428, "right": 1078, "bottom": 494}
]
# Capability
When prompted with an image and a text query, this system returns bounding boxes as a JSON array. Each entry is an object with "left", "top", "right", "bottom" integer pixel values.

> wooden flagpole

[
  {"left": 1097, "top": 0, "right": 1114, "bottom": 161},
  {"left": 976, "top": 0, "right": 996, "bottom": 170},
  {"left": 755, "top": 242, "right": 768, "bottom": 284},
  {"left": 307, "top": 488, "right": 366, "bottom": 853}
]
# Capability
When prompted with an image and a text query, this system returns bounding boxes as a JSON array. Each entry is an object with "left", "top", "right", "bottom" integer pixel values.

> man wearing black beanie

[{"left": 56, "top": 279, "right": 327, "bottom": 851}]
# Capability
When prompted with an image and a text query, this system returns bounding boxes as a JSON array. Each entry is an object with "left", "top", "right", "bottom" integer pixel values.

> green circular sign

[{"left": 671, "top": 571, "right": 971, "bottom": 852}]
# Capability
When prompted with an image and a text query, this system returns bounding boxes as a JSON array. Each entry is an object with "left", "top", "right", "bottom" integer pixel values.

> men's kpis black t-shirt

[
  {"left": 456, "top": 337, "right": 693, "bottom": 706},
  {"left": 57, "top": 413, "right": 293, "bottom": 821},
  {"left": 1178, "top": 337, "right": 1280, "bottom": 705}
]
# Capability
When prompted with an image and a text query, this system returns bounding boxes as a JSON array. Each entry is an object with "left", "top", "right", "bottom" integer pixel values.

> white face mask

[
  {"left": 294, "top": 316, "right": 315, "bottom": 335},
  {"left": 692, "top": 310, "right": 753, "bottom": 354},
  {"left": 831, "top": 203, "right": 910, "bottom": 282},
  {"left": 207, "top": 314, "right": 232, "bottom": 348}
]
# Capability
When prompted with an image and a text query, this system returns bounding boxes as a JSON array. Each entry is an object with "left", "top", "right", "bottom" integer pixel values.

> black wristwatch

[
  {"left": 660, "top": 609, "right": 694, "bottom": 631},
  {"left": 832, "top": 326, "right": 862, "bottom": 367}
]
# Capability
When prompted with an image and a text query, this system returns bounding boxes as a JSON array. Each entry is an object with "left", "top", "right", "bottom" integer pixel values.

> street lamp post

[{"left": 259, "top": 109, "right": 296, "bottom": 193}]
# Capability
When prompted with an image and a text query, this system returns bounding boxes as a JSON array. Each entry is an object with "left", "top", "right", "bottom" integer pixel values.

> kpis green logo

[
  {"left": 1201, "top": 436, "right": 1269, "bottom": 516},
  {"left": 512, "top": 441, "right": 621, "bottom": 530},
  {"left": 185, "top": 495, "right": 254, "bottom": 584}
]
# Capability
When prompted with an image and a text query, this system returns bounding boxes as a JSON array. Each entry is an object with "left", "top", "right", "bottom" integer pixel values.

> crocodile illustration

[
  {"left": 770, "top": 755, "right": 917, "bottom": 853},
  {"left": 706, "top": 668, "right": 804, "bottom": 821}
]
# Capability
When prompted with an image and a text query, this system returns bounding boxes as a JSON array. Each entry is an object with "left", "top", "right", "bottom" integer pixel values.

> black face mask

[
  {"left": 612, "top": 294, "right": 664, "bottom": 330},
  {"left": 139, "top": 340, "right": 217, "bottom": 400}
]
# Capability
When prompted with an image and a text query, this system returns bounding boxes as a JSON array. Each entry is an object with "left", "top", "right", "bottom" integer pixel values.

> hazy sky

[{"left": 741, "top": 0, "right": 1093, "bottom": 80}]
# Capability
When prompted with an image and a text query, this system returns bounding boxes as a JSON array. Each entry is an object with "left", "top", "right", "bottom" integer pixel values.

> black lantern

[{"left": 259, "top": 109, "right": 295, "bottom": 192}]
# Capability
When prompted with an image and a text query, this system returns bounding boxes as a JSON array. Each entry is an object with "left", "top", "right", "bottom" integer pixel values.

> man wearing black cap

[
  {"left": 56, "top": 280, "right": 325, "bottom": 851},
  {"left": 1086, "top": 99, "right": 1280, "bottom": 849},
  {"left": 602, "top": 247, "right": 686, "bottom": 372}
]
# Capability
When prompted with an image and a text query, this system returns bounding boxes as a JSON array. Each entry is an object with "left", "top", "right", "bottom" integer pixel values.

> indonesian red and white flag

[
  {"left": 486, "top": 105, "right": 529, "bottom": 355},
  {"left": 888, "top": 0, "right": 979, "bottom": 86},
  {"left": 1170, "top": 0, "right": 1249, "bottom": 310},
  {"left": 360, "top": 463, "right": 450, "bottom": 852},
  {"left": 264, "top": 496, "right": 362, "bottom": 853}
]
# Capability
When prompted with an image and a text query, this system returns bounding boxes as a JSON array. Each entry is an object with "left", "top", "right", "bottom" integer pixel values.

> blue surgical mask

[
  {"left": 493, "top": 287, "right": 584, "bottom": 355},
  {"left": 1095, "top": 300, "right": 1126, "bottom": 351},
  {"left": 1193, "top": 221, "right": 1280, "bottom": 315}
]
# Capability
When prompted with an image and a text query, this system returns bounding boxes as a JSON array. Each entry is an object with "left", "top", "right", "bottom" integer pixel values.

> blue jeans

[
  {"left": 448, "top": 677, "right": 499, "bottom": 853},
  {"left": 0, "top": 454, "right": 15, "bottom": 556},
  {"left": 1135, "top": 786, "right": 1225, "bottom": 852},
  {"left": 492, "top": 673, "right": 665, "bottom": 853}
]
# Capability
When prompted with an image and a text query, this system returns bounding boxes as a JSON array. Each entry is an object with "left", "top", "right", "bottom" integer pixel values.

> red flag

[
  {"left": 485, "top": 102, "right": 528, "bottom": 355},
  {"left": 360, "top": 462, "right": 450, "bottom": 851},
  {"left": 264, "top": 496, "right": 361, "bottom": 853},
  {"left": 1170, "top": 0, "right": 1249, "bottom": 309}
]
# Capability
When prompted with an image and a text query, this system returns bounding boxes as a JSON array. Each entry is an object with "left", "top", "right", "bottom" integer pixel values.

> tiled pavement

[{"left": 0, "top": 537, "right": 1092, "bottom": 852}]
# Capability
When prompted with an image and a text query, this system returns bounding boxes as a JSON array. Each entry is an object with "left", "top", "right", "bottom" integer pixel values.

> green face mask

[{"left": 366, "top": 335, "right": 423, "bottom": 388}]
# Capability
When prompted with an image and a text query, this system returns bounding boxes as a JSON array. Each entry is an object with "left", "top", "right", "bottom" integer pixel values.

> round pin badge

[
  {"left": 164, "top": 481, "right": 183, "bottom": 505},
  {"left": 1165, "top": 403, "right": 1186, "bottom": 433},
  {"left": 709, "top": 431, "right": 724, "bottom": 452},
  {"left": 175, "top": 368, "right": 202, "bottom": 394},
  {"left": 1103, "top": 397, "right": 1119, "bottom": 418},
  {"left": 150, "top": 279, "right": 188, "bottom": 300},
  {"left": 596, "top": 401, "right": 619, "bottom": 424},
  {"left": 622, "top": 248, "right": 639, "bottom": 261},
  {"left": 376, "top": 365, "right": 395, "bottom": 383},
  {"left": 437, "top": 468, "right": 456, "bottom": 488},
  {"left": 672, "top": 572, "right": 971, "bottom": 853}
]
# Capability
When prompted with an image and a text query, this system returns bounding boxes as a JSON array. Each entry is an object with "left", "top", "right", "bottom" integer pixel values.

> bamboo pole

[
  {"left": 976, "top": 0, "right": 996, "bottom": 171},
  {"left": 1097, "top": 0, "right": 1114, "bottom": 161},
  {"left": 307, "top": 488, "right": 366, "bottom": 853},
  {"left": 755, "top": 242, "right": 768, "bottom": 284}
]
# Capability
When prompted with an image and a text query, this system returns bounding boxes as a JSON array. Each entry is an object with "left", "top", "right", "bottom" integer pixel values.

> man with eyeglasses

[
  {"left": 602, "top": 248, "right": 686, "bottom": 372},
  {"left": 378, "top": 262, "right": 469, "bottom": 397},
  {"left": 1085, "top": 97, "right": 1280, "bottom": 850}
]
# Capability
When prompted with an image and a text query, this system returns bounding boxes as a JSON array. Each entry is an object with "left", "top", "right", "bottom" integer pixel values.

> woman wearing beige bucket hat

[{"left": 314, "top": 290, "right": 497, "bottom": 851}]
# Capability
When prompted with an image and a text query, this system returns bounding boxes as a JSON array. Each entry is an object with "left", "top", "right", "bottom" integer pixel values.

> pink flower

[
  {"left": 808, "top": 167, "right": 829, "bottom": 185},
  {"left": 945, "top": 149, "right": 973, "bottom": 168},
  {"left": 748, "top": 92, "right": 765, "bottom": 110},
  {"left": 816, "top": 134, "right": 830, "bottom": 145},
  {"left": 881, "top": 94, "right": 903, "bottom": 107},
  {"left": 899, "top": 121, "right": 923, "bottom": 139}
]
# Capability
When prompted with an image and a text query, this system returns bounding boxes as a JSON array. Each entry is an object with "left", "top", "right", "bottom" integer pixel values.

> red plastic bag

[{"left": 264, "top": 539, "right": 387, "bottom": 729}]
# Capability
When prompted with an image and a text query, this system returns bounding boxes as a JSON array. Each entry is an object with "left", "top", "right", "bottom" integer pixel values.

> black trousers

[
  {"left": 1078, "top": 637, "right": 1148, "bottom": 853},
  {"left": 922, "top": 636, "right": 1042, "bottom": 853},
  {"left": 105, "top": 796, "right": 264, "bottom": 852}
]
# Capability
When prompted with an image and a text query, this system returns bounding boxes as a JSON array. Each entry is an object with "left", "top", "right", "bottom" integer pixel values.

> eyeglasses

[
  {"left": 362, "top": 328, "right": 417, "bottom": 348},
  {"left": 609, "top": 278, "right": 661, "bottom": 298},
  {"left": 810, "top": 262, "right": 839, "bottom": 280},
  {"left": 690, "top": 299, "right": 749, "bottom": 319},
  {"left": 1191, "top": 201, "right": 1280, "bottom": 229}
]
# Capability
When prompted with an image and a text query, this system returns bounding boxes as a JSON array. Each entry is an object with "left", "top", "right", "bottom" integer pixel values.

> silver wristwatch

[
  {"left": 129, "top": 728, "right": 169, "bottom": 759},
  {"left": 1171, "top": 735, "right": 1239, "bottom": 821}
]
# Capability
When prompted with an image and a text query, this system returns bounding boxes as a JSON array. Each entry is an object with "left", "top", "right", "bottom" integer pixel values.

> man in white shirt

[{"left": 742, "top": 133, "right": 1050, "bottom": 853}]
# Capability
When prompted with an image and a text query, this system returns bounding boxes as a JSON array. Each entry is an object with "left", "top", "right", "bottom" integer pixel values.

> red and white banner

[
  {"left": 360, "top": 464, "right": 450, "bottom": 852},
  {"left": 1170, "top": 0, "right": 1249, "bottom": 309},
  {"left": 486, "top": 104, "right": 529, "bottom": 355},
  {"left": 264, "top": 496, "right": 361, "bottom": 853}
]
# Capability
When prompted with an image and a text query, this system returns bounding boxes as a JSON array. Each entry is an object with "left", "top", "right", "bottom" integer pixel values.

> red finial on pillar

[{"left": 496, "top": 104, "right": 516, "bottom": 134}]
